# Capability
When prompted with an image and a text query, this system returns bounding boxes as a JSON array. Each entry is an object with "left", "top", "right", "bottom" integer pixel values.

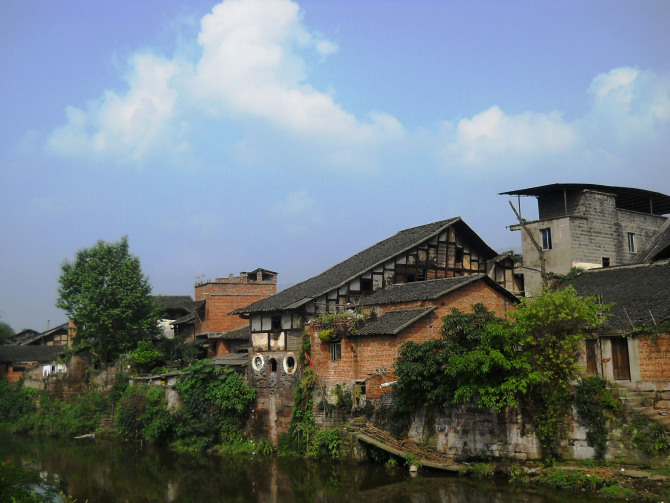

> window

[
  {"left": 329, "top": 341, "right": 341, "bottom": 361},
  {"left": 540, "top": 228, "right": 552, "bottom": 250},
  {"left": 627, "top": 232, "right": 636, "bottom": 253},
  {"left": 602, "top": 257, "right": 610, "bottom": 268}
]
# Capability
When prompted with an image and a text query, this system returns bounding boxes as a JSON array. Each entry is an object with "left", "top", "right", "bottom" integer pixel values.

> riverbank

[
  {"left": 458, "top": 460, "right": 669, "bottom": 501},
  {"left": 336, "top": 419, "right": 669, "bottom": 501}
]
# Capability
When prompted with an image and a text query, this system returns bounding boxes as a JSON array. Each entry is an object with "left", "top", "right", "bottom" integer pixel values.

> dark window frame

[
  {"left": 540, "top": 228, "right": 552, "bottom": 250},
  {"left": 329, "top": 341, "right": 342, "bottom": 361}
]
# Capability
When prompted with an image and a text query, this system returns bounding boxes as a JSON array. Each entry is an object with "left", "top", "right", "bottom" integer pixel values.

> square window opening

[{"left": 329, "top": 341, "right": 341, "bottom": 361}]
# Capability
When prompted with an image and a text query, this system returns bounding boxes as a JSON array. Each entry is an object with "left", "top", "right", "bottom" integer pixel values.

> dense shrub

[
  {"left": 0, "top": 378, "right": 36, "bottom": 424},
  {"left": 115, "top": 385, "right": 174, "bottom": 443},
  {"left": 15, "top": 391, "right": 110, "bottom": 437},
  {"left": 173, "top": 360, "right": 256, "bottom": 450}
]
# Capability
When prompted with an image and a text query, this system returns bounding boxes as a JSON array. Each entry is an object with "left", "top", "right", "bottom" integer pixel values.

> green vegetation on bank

[
  {"left": 395, "top": 287, "right": 609, "bottom": 460},
  {"left": 0, "top": 359, "right": 260, "bottom": 456},
  {"left": 279, "top": 332, "right": 342, "bottom": 460}
]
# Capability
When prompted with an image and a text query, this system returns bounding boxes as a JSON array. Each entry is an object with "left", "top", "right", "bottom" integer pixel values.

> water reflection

[{"left": 0, "top": 431, "right": 599, "bottom": 503}]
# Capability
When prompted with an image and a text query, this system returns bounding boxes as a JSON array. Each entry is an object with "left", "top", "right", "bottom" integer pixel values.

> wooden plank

[{"left": 356, "top": 433, "right": 462, "bottom": 473}]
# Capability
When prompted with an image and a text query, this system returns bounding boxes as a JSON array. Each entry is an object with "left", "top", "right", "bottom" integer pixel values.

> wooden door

[{"left": 611, "top": 338, "right": 631, "bottom": 380}]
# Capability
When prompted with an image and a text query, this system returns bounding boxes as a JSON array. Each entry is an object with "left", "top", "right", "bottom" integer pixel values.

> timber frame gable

[{"left": 232, "top": 217, "right": 512, "bottom": 334}]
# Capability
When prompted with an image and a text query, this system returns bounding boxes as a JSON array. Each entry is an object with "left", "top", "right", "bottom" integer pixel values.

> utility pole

[{"left": 508, "top": 200, "right": 548, "bottom": 288}]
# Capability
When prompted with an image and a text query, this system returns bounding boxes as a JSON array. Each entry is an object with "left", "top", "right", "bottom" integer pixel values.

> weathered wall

[
  {"left": 247, "top": 353, "right": 300, "bottom": 443},
  {"left": 516, "top": 191, "right": 667, "bottom": 295},
  {"left": 636, "top": 333, "right": 670, "bottom": 383}
]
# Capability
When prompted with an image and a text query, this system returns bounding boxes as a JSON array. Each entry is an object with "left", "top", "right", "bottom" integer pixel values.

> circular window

[
  {"left": 283, "top": 352, "right": 297, "bottom": 374},
  {"left": 252, "top": 354, "right": 265, "bottom": 372}
]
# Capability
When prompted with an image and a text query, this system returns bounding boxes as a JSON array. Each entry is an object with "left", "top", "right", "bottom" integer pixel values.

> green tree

[
  {"left": 394, "top": 288, "right": 608, "bottom": 459},
  {"left": 0, "top": 321, "right": 13, "bottom": 344},
  {"left": 56, "top": 236, "right": 162, "bottom": 363}
]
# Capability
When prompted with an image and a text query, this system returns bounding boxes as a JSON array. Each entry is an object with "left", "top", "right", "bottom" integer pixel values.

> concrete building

[{"left": 501, "top": 183, "right": 670, "bottom": 295}]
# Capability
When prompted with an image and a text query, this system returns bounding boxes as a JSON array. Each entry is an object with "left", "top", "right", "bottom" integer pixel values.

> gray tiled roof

[
  {"left": 172, "top": 311, "right": 196, "bottom": 326},
  {"left": 0, "top": 345, "right": 67, "bottom": 363},
  {"left": 359, "top": 274, "right": 518, "bottom": 306},
  {"left": 232, "top": 217, "right": 497, "bottom": 314},
  {"left": 19, "top": 322, "right": 69, "bottom": 346},
  {"left": 154, "top": 295, "right": 195, "bottom": 310},
  {"left": 638, "top": 220, "right": 670, "bottom": 263},
  {"left": 356, "top": 307, "right": 435, "bottom": 336},
  {"left": 202, "top": 325, "right": 250, "bottom": 340},
  {"left": 566, "top": 260, "right": 670, "bottom": 331},
  {"left": 211, "top": 354, "right": 248, "bottom": 367}
]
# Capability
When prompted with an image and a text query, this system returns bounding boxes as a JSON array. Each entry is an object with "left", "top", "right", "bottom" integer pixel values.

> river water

[{"left": 0, "top": 431, "right": 602, "bottom": 502}]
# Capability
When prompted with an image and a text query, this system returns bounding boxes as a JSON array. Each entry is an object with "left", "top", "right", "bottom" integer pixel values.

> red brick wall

[
  {"left": 637, "top": 334, "right": 670, "bottom": 381},
  {"left": 311, "top": 280, "right": 515, "bottom": 398},
  {"left": 195, "top": 274, "right": 276, "bottom": 334}
]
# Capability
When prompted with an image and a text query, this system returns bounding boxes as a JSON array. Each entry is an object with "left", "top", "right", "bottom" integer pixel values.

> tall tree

[
  {"left": 56, "top": 237, "right": 162, "bottom": 363},
  {"left": 0, "top": 320, "right": 14, "bottom": 344}
]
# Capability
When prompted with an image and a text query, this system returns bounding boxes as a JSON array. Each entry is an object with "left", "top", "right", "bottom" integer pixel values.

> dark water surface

[{"left": 0, "top": 431, "right": 602, "bottom": 502}]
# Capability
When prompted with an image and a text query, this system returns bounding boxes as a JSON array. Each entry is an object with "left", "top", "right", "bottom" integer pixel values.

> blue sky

[{"left": 2, "top": 0, "right": 669, "bottom": 332}]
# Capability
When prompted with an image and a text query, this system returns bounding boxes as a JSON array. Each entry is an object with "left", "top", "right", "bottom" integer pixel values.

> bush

[
  {"left": 0, "top": 378, "right": 36, "bottom": 424},
  {"left": 115, "top": 385, "right": 174, "bottom": 443},
  {"left": 129, "top": 341, "right": 163, "bottom": 373},
  {"left": 310, "top": 428, "right": 341, "bottom": 460},
  {"left": 15, "top": 391, "right": 110, "bottom": 437},
  {"left": 173, "top": 360, "right": 256, "bottom": 450}
]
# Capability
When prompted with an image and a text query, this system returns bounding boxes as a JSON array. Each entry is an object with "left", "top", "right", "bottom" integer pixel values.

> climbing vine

[{"left": 574, "top": 376, "right": 620, "bottom": 458}]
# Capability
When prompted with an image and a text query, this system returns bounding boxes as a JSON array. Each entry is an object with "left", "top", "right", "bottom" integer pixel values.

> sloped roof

[
  {"left": 201, "top": 325, "right": 250, "bottom": 341},
  {"left": 232, "top": 217, "right": 498, "bottom": 314},
  {"left": 0, "top": 345, "right": 67, "bottom": 363},
  {"left": 566, "top": 261, "right": 670, "bottom": 331},
  {"left": 171, "top": 311, "right": 196, "bottom": 326},
  {"left": 356, "top": 307, "right": 435, "bottom": 336},
  {"left": 637, "top": 220, "right": 670, "bottom": 263},
  {"left": 19, "top": 322, "right": 69, "bottom": 346},
  {"left": 359, "top": 274, "right": 519, "bottom": 306},
  {"left": 6, "top": 329, "right": 40, "bottom": 344},
  {"left": 154, "top": 295, "right": 195, "bottom": 310},
  {"left": 211, "top": 354, "right": 248, "bottom": 367},
  {"left": 501, "top": 183, "right": 670, "bottom": 215}
]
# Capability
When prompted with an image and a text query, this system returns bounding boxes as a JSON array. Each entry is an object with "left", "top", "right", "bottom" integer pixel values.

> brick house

[
  {"left": 502, "top": 184, "right": 670, "bottom": 295},
  {"left": 566, "top": 260, "right": 670, "bottom": 389},
  {"left": 231, "top": 217, "right": 517, "bottom": 439},
  {"left": 311, "top": 274, "right": 518, "bottom": 403},
  {"left": 0, "top": 345, "right": 67, "bottom": 383},
  {"left": 170, "top": 269, "right": 277, "bottom": 361}
]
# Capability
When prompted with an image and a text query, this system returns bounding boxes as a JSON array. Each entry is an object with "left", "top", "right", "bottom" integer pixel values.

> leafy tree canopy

[
  {"left": 0, "top": 321, "right": 14, "bottom": 344},
  {"left": 394, "top": 287, "right": 609, "bottom": 458},
  {"left": 56, "top": 236, "right": 162, "bottom": 363}
]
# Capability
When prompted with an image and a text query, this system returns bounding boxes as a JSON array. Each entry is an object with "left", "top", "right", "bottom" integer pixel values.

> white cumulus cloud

[
  {"left": 43, "top": 0, "right": 670, "bottom": 180},
  {"left": 47, "top": 53, "right": 187, "bottom": 161}
]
